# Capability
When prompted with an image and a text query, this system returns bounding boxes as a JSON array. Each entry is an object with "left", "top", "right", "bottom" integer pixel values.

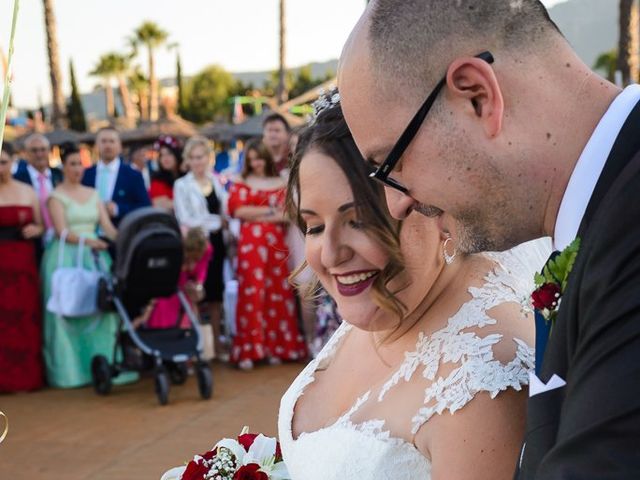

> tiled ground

[{"left": 0, "top": 362, "right": 302, "bottom": 480}]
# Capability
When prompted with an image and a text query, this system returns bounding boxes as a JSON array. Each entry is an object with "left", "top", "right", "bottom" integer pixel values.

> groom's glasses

[{"left": 369, "top": 51, "right": 495, "bottom": 195}]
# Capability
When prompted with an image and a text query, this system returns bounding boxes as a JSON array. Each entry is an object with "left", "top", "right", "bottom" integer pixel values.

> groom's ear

[{"left": 446, "top": 56, "right": 504, "bottom": 138}]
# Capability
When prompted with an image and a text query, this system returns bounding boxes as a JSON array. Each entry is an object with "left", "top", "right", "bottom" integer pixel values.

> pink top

[{"left": 146, "top": 243, "right": 213, "bottom": 329}]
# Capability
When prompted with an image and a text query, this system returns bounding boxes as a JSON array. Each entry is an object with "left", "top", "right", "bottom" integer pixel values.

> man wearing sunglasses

[{"left": 340, "top": 1, "right": 640, "bottom": 479}]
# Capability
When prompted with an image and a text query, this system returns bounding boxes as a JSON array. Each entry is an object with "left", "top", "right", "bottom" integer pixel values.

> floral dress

[{"left": 228, "top": 181, "right": 307, "bottom": 363}]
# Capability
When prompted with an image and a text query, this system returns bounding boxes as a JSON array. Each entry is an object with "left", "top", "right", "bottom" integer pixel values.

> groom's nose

[{"left": 385, "top": 187, "right": 416, "bottom": 220}]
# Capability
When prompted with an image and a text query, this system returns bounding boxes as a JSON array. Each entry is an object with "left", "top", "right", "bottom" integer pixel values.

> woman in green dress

[{"left": 42, "top": 143, "right": 137, "bottom": 388}]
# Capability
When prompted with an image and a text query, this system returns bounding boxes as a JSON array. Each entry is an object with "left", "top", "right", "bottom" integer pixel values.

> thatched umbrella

[
  {"left": 231, "top": 110, "right": 304, "bottom": 139},
  {"left": 79, "top": 117, "right": 199, "bottom": 146},
  {"left": 199, "top": 122, "right": 234, "bottom": 143},
  {"left": 15, "top": 128, "right": 82, "bottom": 148}
]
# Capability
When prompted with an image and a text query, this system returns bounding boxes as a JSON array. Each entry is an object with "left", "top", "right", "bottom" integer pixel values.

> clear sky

[{"left": 0, "top": 0, "right": 566, "bottom": 109}]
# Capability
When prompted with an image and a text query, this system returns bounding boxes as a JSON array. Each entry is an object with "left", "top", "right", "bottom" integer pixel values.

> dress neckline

[{"left": 53, "top": 189, "right": 98, "bottom": 206}]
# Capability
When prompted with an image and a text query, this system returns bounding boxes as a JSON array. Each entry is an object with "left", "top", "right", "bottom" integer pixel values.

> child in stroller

[
  {"left": 91, "top": 207, "right": 213, "bottom": 405},
  {"left": 134, "top": 227, "right": 212, "bottom": 330}
]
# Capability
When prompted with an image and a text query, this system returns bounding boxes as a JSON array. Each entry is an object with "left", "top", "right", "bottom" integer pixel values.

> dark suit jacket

[
  {"left": 13, "top": 161, "right": 63, "bottom": 188},
  {"left": 517, "top": 101, "right": 640, "bottom": 478},
  {"left": 82, "top": 158, "right": 151, "bottom": 225}
]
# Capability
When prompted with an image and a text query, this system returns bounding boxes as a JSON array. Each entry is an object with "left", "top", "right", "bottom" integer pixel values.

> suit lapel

[{"left": 578, "top": 99, "right": 640, "bottom": 238}]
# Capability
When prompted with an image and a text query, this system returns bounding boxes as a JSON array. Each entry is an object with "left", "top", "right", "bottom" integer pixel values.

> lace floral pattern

[{"left": 277, "top": 239, "right": 550, "bottom": 480}]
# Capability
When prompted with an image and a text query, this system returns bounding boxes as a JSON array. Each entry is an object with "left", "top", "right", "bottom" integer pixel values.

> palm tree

[
  {"left": 132, "top": 21, "right": 169, "bottom": 121},
  {"left": 90, "top": 54, "right": 117, "bottom": 120},
  {"left": 42, "top": 0, "right": 66, "bottom": 127},
  {"left": 618, "top": 0, "right": 639, "bottom": 86},
  {"left": 277, "top": 0, "right": 288, "bottom": 104},
  {"left": 108, "top": 52, "right": 136, "bottom": 126},
  {"left": 594, "top": 50, "right": 618, "bottom": 83},
  {"left": 129, "top": 67, "right": 150, "bottom": 122}
]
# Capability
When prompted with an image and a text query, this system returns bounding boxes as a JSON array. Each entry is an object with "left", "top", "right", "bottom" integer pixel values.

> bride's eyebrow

[{"left": 338, "top": 202, "right": 356, "bottom": 213}]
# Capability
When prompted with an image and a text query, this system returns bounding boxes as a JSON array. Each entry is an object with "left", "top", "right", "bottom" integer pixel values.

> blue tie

[{"left": 534, "top": 250, "right": 560, "bottom": 374}]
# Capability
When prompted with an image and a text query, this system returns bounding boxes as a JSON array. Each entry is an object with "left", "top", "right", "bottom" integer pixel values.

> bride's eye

[
  {"left": 349, "top": 220, "right": 365, "bottom": 230},
  {"left": 305, "top": 225, "right": 324, "bottom": 236}
]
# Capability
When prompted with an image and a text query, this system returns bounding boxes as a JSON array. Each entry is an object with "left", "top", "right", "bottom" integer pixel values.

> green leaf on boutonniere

[{"left": 534, "top": 272, "right": 546, "bottom": 287}]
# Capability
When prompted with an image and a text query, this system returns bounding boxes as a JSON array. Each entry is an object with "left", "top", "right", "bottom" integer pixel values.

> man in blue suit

[{"left": 82, "top": 127, "right": 150, "bottom": 226}]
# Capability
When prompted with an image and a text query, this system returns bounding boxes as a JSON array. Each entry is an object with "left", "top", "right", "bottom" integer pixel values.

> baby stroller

[{"left": 91, "top": 207, "right": 213, "bottom": 405}]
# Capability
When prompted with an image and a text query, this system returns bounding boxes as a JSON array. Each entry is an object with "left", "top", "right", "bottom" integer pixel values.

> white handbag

[{"left": 46, "top": 231, "right": 102, "bottom": 318}]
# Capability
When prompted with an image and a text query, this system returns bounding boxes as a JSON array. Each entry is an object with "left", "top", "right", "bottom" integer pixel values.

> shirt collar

[
  {"left": 554, "top": 84, "right": 640, "bottom": 251},
  {"left": 27, "top": 163, "right": 51, "bottom": 179},
  {"left": 98, "top": 157, "right": 120, "bottom": 172}
]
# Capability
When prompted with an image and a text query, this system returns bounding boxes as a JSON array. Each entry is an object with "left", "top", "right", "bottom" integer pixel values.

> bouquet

[{"left": 161, "top": 427, "right": 290, "bottom": 480}]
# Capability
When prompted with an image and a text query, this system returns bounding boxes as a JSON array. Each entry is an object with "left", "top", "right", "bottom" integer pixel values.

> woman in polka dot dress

[{"left": 228, "top": 139, "right": 307, "bottom": 370}]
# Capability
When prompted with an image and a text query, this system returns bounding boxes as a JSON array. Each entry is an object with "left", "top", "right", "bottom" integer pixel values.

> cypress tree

[{"left": 67, "top": 59, "right": 87, "bottom": 131}]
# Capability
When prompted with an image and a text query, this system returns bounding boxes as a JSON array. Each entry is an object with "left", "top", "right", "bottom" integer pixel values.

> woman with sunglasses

[{"left": 278, "top": 99, "right": 550, "bottom": 479}]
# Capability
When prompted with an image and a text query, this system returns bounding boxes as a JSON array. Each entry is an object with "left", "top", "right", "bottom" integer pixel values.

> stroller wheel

[
  {"left": 155, "top": 369, "right": 170, "bottom": 406},
  {"left": 196, "top": 363, "right": 213, "bottom": 400},
  {"left": 167, "top": 362, "right": 188, "bottom": 385},
  {"left": 91, "top": 355, "right": 112, "bottom": 396}
]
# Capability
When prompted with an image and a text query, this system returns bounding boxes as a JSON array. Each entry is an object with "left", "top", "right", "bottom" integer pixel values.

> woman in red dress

[
  {"left": 149, "top": 135, "right": 183, "bottom": 211},
  {"left": 228, "top": 140, "right": 307, "bottom": 370},
  {"left": 0, "top": 143, "right": 45, "bottom": 392}
]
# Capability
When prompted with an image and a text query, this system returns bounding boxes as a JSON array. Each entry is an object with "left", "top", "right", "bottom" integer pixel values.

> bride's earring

[{"left": 443, "top": 235, "right": 457, "bottom": 265}]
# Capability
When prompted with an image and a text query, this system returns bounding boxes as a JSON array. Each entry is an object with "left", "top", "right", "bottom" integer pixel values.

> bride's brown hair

[{"left": 286, "top": 104, "right": 407, "bottom": 320}]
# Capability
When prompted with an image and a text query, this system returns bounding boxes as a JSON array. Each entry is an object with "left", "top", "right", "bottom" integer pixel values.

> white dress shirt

[
  {"left": 27, "top": 164, "right": 53, "bottom": 196},
  {"left": 554, "top": 84, "right": 640, "bottom": 251},
  {"left": 96, "top": 157, "right": 121, "bottom": 201}
]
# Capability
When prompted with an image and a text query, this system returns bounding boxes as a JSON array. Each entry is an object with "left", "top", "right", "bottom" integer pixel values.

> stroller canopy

[{"left": 114, "top": 207, "right": 182, "bottom": 281}]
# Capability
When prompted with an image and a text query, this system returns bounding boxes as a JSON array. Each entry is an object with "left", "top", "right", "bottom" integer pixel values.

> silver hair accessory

[{"left": 310, "top": 88, "right": 340, "bottom": 123}]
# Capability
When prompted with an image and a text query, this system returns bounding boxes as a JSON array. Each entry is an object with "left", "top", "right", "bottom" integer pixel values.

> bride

[{"left": 278, "top": 101, "right": 550, "bottom": 479}]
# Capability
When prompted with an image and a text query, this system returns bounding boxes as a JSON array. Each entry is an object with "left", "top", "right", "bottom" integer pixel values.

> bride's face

[
  {"left": 299, "top": 149, "right": 444, "bottom": 331},
  {"left": 300, "top": 150, "right": 389, "bottom": 329}
]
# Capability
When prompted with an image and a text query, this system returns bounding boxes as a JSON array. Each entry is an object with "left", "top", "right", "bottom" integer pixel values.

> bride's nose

[
  {"left": 320, "top": 226, "right": 352, "bottom": 269},
  {"left": 385, "top": 187, "right": 416, "bottom": 220}
]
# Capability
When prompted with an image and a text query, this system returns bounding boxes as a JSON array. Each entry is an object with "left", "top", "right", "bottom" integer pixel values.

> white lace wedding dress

[{"left": 278, "top": 239, "right": 551, "bottom": 479}]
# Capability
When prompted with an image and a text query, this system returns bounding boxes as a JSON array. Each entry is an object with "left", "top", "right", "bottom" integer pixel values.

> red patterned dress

[
  {"left": 0, "top": 205, "right": 44, "bottom": 391},
  {"left": 228, "top": 182, "right": 307, "bottom": 363}
]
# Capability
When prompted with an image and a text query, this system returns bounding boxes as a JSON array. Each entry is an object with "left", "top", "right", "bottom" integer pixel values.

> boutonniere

[{"left": 531, "top": 237, "right": 581, "bottom": 324}]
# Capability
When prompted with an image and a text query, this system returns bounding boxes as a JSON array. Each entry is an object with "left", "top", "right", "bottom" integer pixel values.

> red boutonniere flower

[{"left": 531, "top": 238, "right": 581, "bottom": 324}]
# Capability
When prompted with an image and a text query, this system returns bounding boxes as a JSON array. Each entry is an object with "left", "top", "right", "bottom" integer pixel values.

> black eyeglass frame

[{"left": 369, "top": 51, "right": 495, "bottom": 194}]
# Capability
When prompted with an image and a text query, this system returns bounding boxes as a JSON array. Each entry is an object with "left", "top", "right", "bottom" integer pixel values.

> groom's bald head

[
  {"left": 366, "top": 0, "right": 560, "bottom": 99},
  {"left": 339, "top": 0, "right": 611, "bottom": 252}
]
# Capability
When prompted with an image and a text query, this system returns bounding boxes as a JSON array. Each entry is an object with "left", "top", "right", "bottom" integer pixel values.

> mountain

[{"left": 548, "top": 0, "right": 617, "bottom": 70}]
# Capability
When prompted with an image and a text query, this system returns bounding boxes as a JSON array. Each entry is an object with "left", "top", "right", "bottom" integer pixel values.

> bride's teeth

[{"left": 337, "top": 272, "right": 376, "bottom": 285}]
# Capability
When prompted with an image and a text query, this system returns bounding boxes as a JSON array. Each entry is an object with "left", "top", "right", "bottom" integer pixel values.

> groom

[{"left": 339, "top": 0, "right": 640, "bottom": 478}]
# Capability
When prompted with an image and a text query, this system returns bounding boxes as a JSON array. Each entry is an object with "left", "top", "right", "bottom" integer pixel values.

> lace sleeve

[{"left": 376, "top": 241, "right": 547, "bottom": 436}]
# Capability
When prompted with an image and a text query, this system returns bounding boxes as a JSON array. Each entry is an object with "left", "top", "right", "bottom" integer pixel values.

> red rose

[
  {"left": 238, "top": 433, "right": 258, "bottom": 452},
  {"left": 181, "top": 449, "right": 217, "bottom": 480},
  {"left": 237, "top": 433, "right": 282, "bottom": 461},
  {"left": 181, "top": 459, "right": 208, "bottom": 480},
  {"left": 233, "top": 463, "right": 268, "bottom": 480},
  {"left": 531, "top": 283, "right": 561, "bottom": 311}
]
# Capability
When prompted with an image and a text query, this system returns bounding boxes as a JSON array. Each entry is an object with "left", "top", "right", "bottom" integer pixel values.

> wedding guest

[
  {"left": 228, "top": 139, "right": 307, "bottom": 370},
  {"left": 174, "top": 136, "right": 228, "bottom": 358},
  {"left": 42, "top": 142, "right": 137, "bottom": 388},
  {"left": 150, "top": 135, "right": 183, "bottom": 211},
  {"left": 262, "top": 113, "right": 290, "bottom": 175},
  {"left": 14, "top": 133, "right": 63, "bottom": 260},
  {"left": 82, "top": 127, "right": 150, "bottom": 226},
  {"left": 278, "top": 102, "right": 549, "bottom": 479},
  {"left": 340, "top": 2, "right": 640, "bottom": 477},
  {"left": 139, "top": 227, "right": 212, "bottom": 330},
  {"left": 128, "top": 144, "right": 152, "bottom": 191},
  {"left": 0, "top": 142, "right": 45, "bottom": 392}
]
